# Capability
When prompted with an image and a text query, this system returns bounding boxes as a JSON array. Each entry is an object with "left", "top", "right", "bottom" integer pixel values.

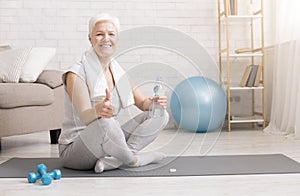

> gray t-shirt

[{"left": 58, "top": 65, "right": 122, "bottom": 145}]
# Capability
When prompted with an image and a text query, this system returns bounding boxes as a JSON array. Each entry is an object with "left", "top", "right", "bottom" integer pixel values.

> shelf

[
  {"left": 220, "top": 53, "right": 263, "bottom": 58},
  {"left": 222, "top": 82, "right": 264, "bottom": 90},
  {"left": 218, "top": 0, "right": 265, "bottom": 131},
  {"left": 220, "top": 15, "right": 263, "bottom": 24},
  {"left": 229, "top": 53, "right": 263, "bottom": 57},
  {"left": 230, "top": 86, "right": 264, "bottom": 90},
  {"left": 227, "top": 14, "right": 262, "bottom": 20},
  {"left": 230, "top": 115, "right": 264, "bottom": 124}
]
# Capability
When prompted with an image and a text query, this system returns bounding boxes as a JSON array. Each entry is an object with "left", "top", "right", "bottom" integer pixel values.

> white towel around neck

[{"left": 82, "top": 47, "right": 134, "bottom": 108}]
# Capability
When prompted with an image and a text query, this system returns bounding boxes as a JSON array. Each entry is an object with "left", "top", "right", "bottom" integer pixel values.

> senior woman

[{"left": 58, "top": 13, "right": 169, "bottom": 173}]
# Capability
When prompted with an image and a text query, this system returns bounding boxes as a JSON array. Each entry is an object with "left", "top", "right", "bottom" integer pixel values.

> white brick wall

[{"left": 0, "top": 0, "right": 219, "bottom": 71}]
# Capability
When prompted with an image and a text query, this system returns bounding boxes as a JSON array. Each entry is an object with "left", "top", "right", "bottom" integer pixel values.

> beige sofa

[{"left": 0, "top": 70, "right": 64, "bottom": 150}]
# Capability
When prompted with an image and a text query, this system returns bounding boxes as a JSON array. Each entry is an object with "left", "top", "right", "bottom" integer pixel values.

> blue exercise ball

[{"left": 170, "top": 76, "right": 227, "bottom": 132}]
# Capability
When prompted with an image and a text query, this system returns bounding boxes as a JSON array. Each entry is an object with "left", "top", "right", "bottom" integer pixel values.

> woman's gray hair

[{"left": 88, "top": 13, "right": 120, "bottom": 35}]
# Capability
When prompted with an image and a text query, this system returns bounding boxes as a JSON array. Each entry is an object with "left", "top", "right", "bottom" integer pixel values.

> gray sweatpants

[{"left": 59, "top": 111, "right": 169, "bottom": 170}]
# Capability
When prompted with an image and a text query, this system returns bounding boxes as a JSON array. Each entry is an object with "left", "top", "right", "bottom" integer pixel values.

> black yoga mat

[{"left": 1, "top": 154, "right": 300, "bottom": 178}]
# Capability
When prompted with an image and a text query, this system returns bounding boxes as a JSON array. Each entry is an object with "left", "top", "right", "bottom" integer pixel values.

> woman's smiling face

[{"left": 89, "top": 21, "right": 118, "bottom": 58}]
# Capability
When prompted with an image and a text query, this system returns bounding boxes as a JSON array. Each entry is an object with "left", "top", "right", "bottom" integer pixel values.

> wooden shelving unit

[{"left": 218, "top": 0, "right": 266, "bottom": 131}]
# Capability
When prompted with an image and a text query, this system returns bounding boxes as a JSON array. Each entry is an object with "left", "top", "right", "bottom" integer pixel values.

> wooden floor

[{"left": 1, "top": 128, "right": 300, "bottom": 196}]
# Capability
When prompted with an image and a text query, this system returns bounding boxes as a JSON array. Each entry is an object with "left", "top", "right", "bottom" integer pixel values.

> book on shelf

[
  {"left": 240, "top": 65, "right": 252, "bottom": 87},
  {"left": 224, "top": 0, "right": 238, "bottom": 15},
  {"left": 230, "top": 0, "right": 238, "bottom": 15},
  {"left": 240, "top": 64, "right": 262, "bottom": 87},
  {"left": 246, "top": 64, "right": 258, "bottom": 87},
  {"left": 254, "top": 65, "right": 262, "bottom": 87}
]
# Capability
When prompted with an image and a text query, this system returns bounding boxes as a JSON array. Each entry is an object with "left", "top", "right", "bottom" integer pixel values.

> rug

[{"left": 1, "top": 154, "right": 300, "bottom": 178}]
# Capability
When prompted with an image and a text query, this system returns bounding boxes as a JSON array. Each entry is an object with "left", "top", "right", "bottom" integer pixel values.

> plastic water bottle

[{"left": 149, "top": 77, "right": 164, "bottom": 118}]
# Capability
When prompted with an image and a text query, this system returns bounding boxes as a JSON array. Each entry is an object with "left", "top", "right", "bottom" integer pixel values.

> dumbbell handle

[{"left": 37, "top": 164, "right": 48, "bottom": 175}]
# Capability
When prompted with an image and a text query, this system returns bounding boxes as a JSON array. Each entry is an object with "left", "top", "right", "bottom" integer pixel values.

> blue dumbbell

[{"left": 27, "top": 164, "right": 62, "bottom": 185}]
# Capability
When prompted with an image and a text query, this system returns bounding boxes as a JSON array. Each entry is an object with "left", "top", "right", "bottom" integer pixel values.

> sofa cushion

[
  {"left": 35, "top": 70, "right": 63, "bottom": 89},
  {"left": 19, "top": 47, "right": 56, "bottom": 82},
  {"left": 0, "top": 83, "right": 54, "bottom": 109},
  {"left": 0, "top": 48, "right": 31, "bottom": 83}
]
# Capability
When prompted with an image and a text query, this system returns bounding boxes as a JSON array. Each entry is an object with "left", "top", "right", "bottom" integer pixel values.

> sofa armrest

[{"left": 35, "top": 70, "right": 63, "bottom": 89}]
